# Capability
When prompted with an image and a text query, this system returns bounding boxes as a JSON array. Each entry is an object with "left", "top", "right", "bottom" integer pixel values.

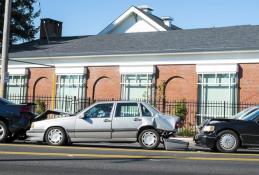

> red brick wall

[
  {"left": 156, "top": 65, "right": 198, "bottom": 101},
  {"left": 239, "top": 64, "right": 259, "bottom": 103},
  {"left": 27, "top": 68, "right": 54, "bottom": 97},
  {"left": 87, "top": 66, "right": 121, "bottom": 100}
]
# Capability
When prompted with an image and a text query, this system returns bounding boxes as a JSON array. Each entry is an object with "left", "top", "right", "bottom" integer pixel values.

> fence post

[
  {"left": 223, "top": 101, "right": 226, "bottom": 118},
  {"left": 73, "top": 96, "right": 77, "bottom": 113},
  {"left": 162, "top": 98, "right": 166, "bottom": 113},
  {"left": 65, "top": 96, "right": 68, "bottom": 112}
]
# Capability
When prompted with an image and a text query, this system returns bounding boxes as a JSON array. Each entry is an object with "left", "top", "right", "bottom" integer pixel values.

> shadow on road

[
  {"left": 8, "top": 141, "right": 259, "bottom": 154},
  {"left": 0, "top": 157, "right": 170, "bottom": 163}
]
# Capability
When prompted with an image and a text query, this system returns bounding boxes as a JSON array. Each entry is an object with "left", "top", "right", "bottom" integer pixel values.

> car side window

[
  {"left": 244, "top": 110, "right": 259, "bottom": 121},
  {"left": 115, "top": 103, "right": 140, "bottom": 117},
  {"left": 84, "top": 103, "right": 113, "bottom": 118},
  {"left": 140, "top": 103, "right": 152, "bottom": 117}
]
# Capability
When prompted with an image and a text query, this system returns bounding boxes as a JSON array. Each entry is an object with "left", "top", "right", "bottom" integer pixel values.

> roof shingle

[{"left": 4, "top": 25, "right": 259, "bottom": 59}]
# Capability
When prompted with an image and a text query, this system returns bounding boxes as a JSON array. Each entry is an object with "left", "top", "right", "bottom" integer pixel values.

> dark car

[
  {"left": 0, "top": 98, "right": 35, "bottom": 143},
  {"left": 194, "top": 106, "right": 259, "bottom": 153}
]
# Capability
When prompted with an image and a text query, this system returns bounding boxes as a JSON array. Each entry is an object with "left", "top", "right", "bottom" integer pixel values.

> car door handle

[
  {"left": 103, "top": 119, "right": 112, "bottom": 122},
  {"left": 134, "top": 118, "right": 142, "bottom": 121}
]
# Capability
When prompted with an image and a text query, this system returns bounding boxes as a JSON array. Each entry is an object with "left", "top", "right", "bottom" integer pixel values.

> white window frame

[
  {"left": 120, "top": 73, "right": 155, "bottom": 101},
  {"left": 55, "top": 74, "right": 86, "bottom": 112},
  {"left": 6, "top": 73, "right": 28, "bottom": 104},
  {"left": 197, "top": 72, "right": 238, "bottom": 121}
]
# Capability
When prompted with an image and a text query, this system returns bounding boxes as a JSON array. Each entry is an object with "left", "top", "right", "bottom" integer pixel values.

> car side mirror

[{"left": 78, "top": 114, "right": 85, "bottom": 119}]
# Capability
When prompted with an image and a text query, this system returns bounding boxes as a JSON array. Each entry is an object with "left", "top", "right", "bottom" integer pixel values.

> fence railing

[{"left": 7, "top": 95, "right": 259, "bottom": 127}]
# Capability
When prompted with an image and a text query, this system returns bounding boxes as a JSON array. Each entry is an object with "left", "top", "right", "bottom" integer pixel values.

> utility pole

[{"left": 0, "top": 0, "right": 12, "bottom": 98}]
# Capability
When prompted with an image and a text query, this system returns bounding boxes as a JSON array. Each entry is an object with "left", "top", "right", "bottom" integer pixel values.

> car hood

[
  {"left": 208, "top": 118, "right": 243, "bottom": 124},
  {"left": 153, "top": 113, "right": 180, "bottom": 131}
]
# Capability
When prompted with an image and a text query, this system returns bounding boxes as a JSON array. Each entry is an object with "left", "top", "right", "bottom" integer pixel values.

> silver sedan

[{"left": 27, "top": 101, "right": 180, "bottom": 149}]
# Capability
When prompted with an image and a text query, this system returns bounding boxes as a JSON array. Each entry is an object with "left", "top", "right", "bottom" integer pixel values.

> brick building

[{"left": 1, "top": 6, "right": 259, "bottom": 123}]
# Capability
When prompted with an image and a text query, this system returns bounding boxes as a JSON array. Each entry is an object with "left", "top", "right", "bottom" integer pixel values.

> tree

[{"left": 0, "top": 0, "right": 40, "bottom": 44}]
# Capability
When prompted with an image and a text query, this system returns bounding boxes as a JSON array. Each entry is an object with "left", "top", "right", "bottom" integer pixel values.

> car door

[
  {"left": 75, "top": 102, "right": 114, "bottom": 140},
  {"left": 252, "top": 116, "right": 259, "bottom": 144},
  {"left": 112, "top": 102, "right": 142, "bottom": 140},
  {"left": 240, "top": 110, "right": 259, "bottom": 145}
]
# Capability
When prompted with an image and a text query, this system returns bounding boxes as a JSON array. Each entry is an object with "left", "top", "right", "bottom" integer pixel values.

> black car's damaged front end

[{"left": 194, "top": 120, "right": 218, "bottom": 148}]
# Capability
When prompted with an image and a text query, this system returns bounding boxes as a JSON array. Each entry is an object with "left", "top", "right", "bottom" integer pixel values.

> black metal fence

[{"left": 7, "top": 95, "right": 259, "bottom": 127}]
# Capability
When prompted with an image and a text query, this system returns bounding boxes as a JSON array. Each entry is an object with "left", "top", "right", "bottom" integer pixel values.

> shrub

[
  {"left": 177, "top": 127, "right": 196, "bottom": 137},
  {"left": 35, "top": 99, "right": 46, "bottom": 115},
  {"left": 172, "top": 100, "right": 187, "bottom": 122}
]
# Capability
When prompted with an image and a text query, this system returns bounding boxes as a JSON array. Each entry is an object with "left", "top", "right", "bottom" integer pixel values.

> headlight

[
  {"left": 30, "top": 122, "right": 35, "bottom": 129},
  {"left": 202, "top": 125, "right": 215, "bottom": 132}
]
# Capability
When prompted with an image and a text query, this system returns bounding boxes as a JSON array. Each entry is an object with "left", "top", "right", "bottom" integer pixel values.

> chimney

[
  {"left": 40, "top": 18, "right": 63, "bottom": 40},
  {"left": 138, "top": 5, "right": 153, "bottom": 14},
  {"left": 162, "top": 16, "right": 173, "bottom": 28}
]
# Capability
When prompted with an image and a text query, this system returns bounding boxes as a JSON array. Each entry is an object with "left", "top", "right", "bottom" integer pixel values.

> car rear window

[
  {"left": 0, "top": 98, "right": 15, "bottom": 105},
  {"left": 140, "top": 103, "right": 152, "bottom": 117}
]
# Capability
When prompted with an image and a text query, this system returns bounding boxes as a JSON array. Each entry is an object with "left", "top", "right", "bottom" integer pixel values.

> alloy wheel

[
  {"left": 47, "top": 129, "right": 63, "bottom": 144},
  {"left": 142, "top": 131, "right": 158, "bottom": 147},
  {"left": 0, "top": 124, "right": 5, "bottom": 140},
  {"left": 219, "top": 133, "right": 237, "bottom": 151}
]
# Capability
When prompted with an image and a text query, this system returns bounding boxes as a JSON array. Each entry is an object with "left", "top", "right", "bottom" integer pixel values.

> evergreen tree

[{"left": 0, "top": 0, "right": 40, "bottom": 44}]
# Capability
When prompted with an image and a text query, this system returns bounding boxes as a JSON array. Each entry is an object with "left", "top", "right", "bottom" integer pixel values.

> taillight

[
  {"left": 175, "top": 121, "right": 180, "bottom": 129},
  {"left": 21, "top": 106, "right": 30, "bottom": 113}
]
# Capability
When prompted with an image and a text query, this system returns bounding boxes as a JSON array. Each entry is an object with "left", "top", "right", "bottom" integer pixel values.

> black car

[
  {"left": 194, "top": 106, "right": 259, "bottom": 153},
  {"left": 0, "top": 98, "right": 35, "bottom": 143}
]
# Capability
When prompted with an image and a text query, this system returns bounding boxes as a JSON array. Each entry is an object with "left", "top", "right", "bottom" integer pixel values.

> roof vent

[
  {"left": 162, "top": 16, "right": 173, "bottom": 28},
  {"left": 138, "top": 5, "right": 153, "bottom": 14}
]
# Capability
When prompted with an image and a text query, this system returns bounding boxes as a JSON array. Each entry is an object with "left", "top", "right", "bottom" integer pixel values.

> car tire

[
  {"left": 138, "top": 129, "right": 160, "bottom": 150},
  {"left": 216, "top": 130, "right": 239, "bottom": 153},
  {"left": 45, "top": 127, "right": 67, "bottom": 146},
  {"left": 5, "top": 135, "right": 17, "bottom": 143},
  {"left": 0, "top": 121, "right": 8, "bottom": 143}
]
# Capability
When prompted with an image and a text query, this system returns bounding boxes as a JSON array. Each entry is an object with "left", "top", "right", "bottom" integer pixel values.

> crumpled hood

[{"left": 153, "top": 113, "right": 180, "bottom": 131}]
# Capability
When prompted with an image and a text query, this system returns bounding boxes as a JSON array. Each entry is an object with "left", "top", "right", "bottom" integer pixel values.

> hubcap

[
  {"left": 48, "top": 129, "right": 63, "bottom": 144},
  {"left": 0, "top": 125, "right": 5, "bottom": 140},
  {"left": 142, "top": 131, "right": 157, "bottom": 147},
  {"left": 219, "top": 133, "right": 237, "bottom": 150}
]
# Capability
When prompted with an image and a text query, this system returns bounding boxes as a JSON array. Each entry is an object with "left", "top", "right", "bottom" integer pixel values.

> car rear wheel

[
  {"left": 216, "top": 130, "right": 239, "bottom": 153},
  {"left": 45, "top": 127, "right": 67, "bottom": 146},
  {"left": 0, "top": 121, "right": 7, "bottom": 143},
  {"left": 138, "top": 129, "right": 160, "bottom": 150}
]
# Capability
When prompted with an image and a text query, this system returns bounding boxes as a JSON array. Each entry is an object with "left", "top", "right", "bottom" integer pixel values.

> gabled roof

[
  {"left": 137, "top": 7, "right": 181, "bottom": 30},
  {"left": 99, "top": 6, "right": 180, "bottom": 34},
  {"left": 5, "top": 25, "right": 259, "bottom": 59}
]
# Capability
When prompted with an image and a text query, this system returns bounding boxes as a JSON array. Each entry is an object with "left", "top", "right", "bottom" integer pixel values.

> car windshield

[{"left": 233, "top": 107, "right": 259, "bottom": 120}]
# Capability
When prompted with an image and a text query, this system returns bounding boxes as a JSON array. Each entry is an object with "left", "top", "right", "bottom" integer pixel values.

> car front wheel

[
  {"left": 216, "top": 130, "right": 239, "bottom": 153},
  {"left": 45, "top": 127, "right": 67, "bottom": 146},
  {"left": 138, "top": 129, "right": 160, "bottom": 150},
  {"left": 0, "top": 121, "right": 7, "bottom": 143}
]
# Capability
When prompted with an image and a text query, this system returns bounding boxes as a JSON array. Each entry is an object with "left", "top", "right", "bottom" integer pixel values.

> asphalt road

[{"left": 0, "top": 142, "right": 259, "bottom": 175}]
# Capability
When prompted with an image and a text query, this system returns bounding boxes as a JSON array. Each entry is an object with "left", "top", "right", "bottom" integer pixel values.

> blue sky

[{"left": 35, "top": 0, "right": 259, "bottom": 36}]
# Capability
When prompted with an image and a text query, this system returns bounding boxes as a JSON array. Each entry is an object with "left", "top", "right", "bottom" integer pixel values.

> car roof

[{"left": 94, "top": 101, "right": 148, "bottom": 104}]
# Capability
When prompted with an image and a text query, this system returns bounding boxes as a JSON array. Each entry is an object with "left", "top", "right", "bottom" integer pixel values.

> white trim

[
  {"left": 196, "top": 64, "right": 239, "bottom": 73},
  {"left": 8, "top": 68, "right": 28, "bottom": 75},
  {"left": 6, "top": 50, "right": 259, "bottom": 68},
  {"left": 120, "top": 65, "right": 155, "bottom": 74},
  {"left": 55, "top": 67, "right": 86, "bottom": 75},
  {"left": 8, "top": 49, "right": 259, "bottom": 60},
  {"left": 99, "top": 6, "right": 167, "bottom": 34}
]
